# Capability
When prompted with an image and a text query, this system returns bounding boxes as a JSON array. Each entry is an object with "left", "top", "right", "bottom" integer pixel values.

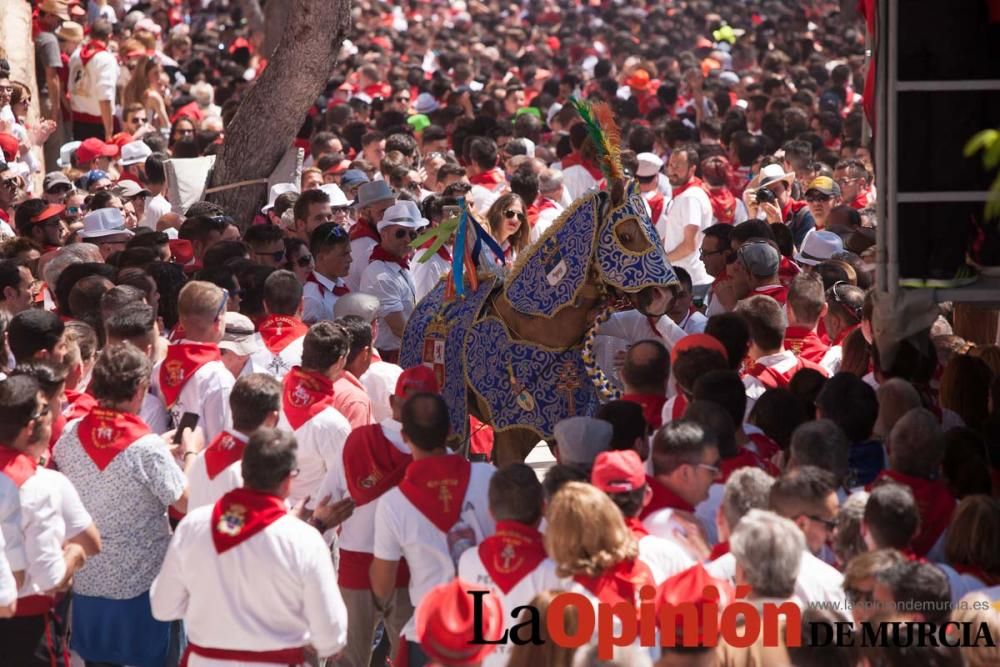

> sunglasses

[
  {"left": 827, "top": 280, "right": 862, "bottom": 321},
  {"left": 805, "top": 194, "right": 833, "bottom": 203},
  {"left": 394, "top": 228, "right": 419, "bottom": 240},
  {"left": 636, "top": 174, "right": 657, "bottom": 183},
  {"left": 325, "top": 225, "right": 348, "bottom": 242},
  {"left": 214, "top": 289, "right": 230, "bottom": 321},
  {"left": 295, "top": 253, "right": 314, "bottom": 267},
  {"left": 504, "top": 209, "right": 526, "bottom": 223},
  {"left": 806, "top": 514, "right": 838, "bottom": 532},
  {"left": 254, "top": 249, "right": 286, "bottom": 262}
]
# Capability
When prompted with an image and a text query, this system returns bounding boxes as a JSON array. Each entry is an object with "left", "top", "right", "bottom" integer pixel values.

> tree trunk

[
  {"left": 237, "top": 0, "right": 265, "bottom": 36},
  {"left": 207, "top": 0, "right": 350, "bottom": 226}
]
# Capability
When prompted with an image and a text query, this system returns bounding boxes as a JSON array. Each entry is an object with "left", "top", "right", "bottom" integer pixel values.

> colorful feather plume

[{"left": 569, "top": 97, "right": 624, "bottom": 183}]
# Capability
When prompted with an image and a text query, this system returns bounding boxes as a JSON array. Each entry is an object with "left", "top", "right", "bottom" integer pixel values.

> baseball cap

[
  {"left": 43, "top": 172, "right": 73, "bottom": 193},
  {"left": 626, "top": 69, "right": 652, "bottom": 91},
  {"left": 553, "top": 416, "right": 613, "bottom": 467},
  {"left": 670, "top": 333, "right": 728, "bottom": 365},
  {"left": 219, "top": 312, "right": 263, "bottom": 356},
  {"left": 57, "top": 141, "right": 82, "bottom": 169},
  {"left": 805, "top": 176, "right": 842, "bottom": 199},
  {"left": 76, "top": 137, "right": 119, "bottom": 164},
  {"left": 394, "top": 365, "right": 440, "bottom": 397},
  {"left": 636, "top": 152, "right": 664, "bottom": 178},
  {"left": 591, "top": 450, "right": 646, "bottom": 493},
  {"left": 30, "top": 204, "right": 65, "bottom": 224},
  {"left": 656, "top": 564, "right": 734, "bottom": 645},
  {"left": 416, "top": 579, "right": 503, "bottom": 666},
  {"left": 113, "top": 180, "right": 152, "bottom": 200},
  {"left": 119, "top": 140, "right": 152, "bottom": 166},
  {"left": 0, "top": 134, "right": 19, "bottom": 163},
  {"left": 340, "top": 169, "right": 370, "bottom": 188},
  {"left": 737, "top": 240, "right": 780, "bottom": 278},
  {"left": 407, "top": 113, "right": 431, "bottom": 133}
]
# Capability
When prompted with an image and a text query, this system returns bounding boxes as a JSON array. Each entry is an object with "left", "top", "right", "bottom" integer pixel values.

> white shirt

[
  {"left": 661, "top": 185, "right": 712, "bottom": 286},
  {"left": 530, "top": 199, "right": 564, "bottom": 244},
  {"left": 597, "top": 310, "right": 688, "bottom": 351},
  {"left": 458, "top": 543, "right": 567, "bottom": 667},
  {"left": 151, "top": 342, "right": 235, "bottom": 442},
  {"left": 302, "top": 272, "right": 347, "bottom": 325},
  {"left": 142, "top": 194, "right": 172, "bottom": 229},
  {"left": 0, "top": 527, "right": 13, "bottom": 607},
  {"left": 0, "top": 474, "right": 25, "bottom": 585},
  {"left": 562, "top": 164, "right": 599, "bottom": 201},
  {"left": 742, "top": 350, "right": 802, "bottom": 407},
  {"left": 411, "top": 249, "right": 451, "bottom": 303},
  {"left": 637, "top": 533, "right": 696, "bottom": 585},
  {"left": 360, "top": 259, "right": 418, "bottom": 351},
  {"left": 142, "top": 391, "right": 171, "bottom": 434},
  {"left": 794, "top": 550, "right": 847, "bottom": 609},
  {"left": 360, "top": 360, "right": 403, "bottom": 424},
  {"left": 150, "top": 507, "right": 348, "bottom": 663},
  {"left": 373, "top": 461, "right": 496, "bottom": 640},
  {"left": 677, "top": 309, "right": 708, "bottom": 335},
  {"left": 642, "top": 508, "right": 707, "bottom": 563},
  {"left": 186, "top": 430, "right": 248, "bottom": 512},
  {"left": 13, "top": 470, "right": 67, "bottom": 597},
  {"left": 68, "top": 45, "right": 119, "bottom": 118},
  {"left": 250, "top": 337, "right": 304, "bottom": 381},
  {"left": 820, "top": 345, "right": 843, "bottom": 376},
  {"left": 695, "top": 483, "right": 724, "bottom": 547},
  {"left": 346, "top": 236, "right": 379, "bottom": 294},
  {"left": 278, "top": 406, "right": 351, "bottom": 507}
]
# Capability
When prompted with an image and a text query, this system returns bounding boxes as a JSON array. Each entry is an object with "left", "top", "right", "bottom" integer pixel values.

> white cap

[
  {"left": 795, "top": 229, "right": 845, "bottom": 266},
  {"left": 58, "top": 141, "right": 81, "bottom": 169},
  {"left": 376, "top": 200, "right": 429, "bottom": 232},
  {"left": 261, "top": 182, "right": 299, "bottom": 214},
  {"left": 319, "top": 183, "right": 353, "bottom": 208},
  {"left": 333, "top": 292, "right": 380, "bottom": 322},
  {"left": 119, "top": 140, "right": 152, "bottom": 167},
  {"left": 79, "top": 208, "right": 134, "bottom": 240},
  {"left": 636, "top": 152, "right": 664, "bottom": 178},
  {"left": 218, "top": 312, "right": 264, "bottom": 356}
]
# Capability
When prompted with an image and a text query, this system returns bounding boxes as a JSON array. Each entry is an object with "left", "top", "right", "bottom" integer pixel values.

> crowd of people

[{"left": 0, "top": 0, "right": 998, "bottom": 666}]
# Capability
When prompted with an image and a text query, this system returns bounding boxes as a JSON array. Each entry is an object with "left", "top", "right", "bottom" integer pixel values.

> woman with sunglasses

[
  {"left": 283, "top": 237, "right": 315, "bottom": 285},
  {"left": 486, "top": 192, "right": 529, "bottom": 265},
  {"left": 123, "top": 56, "right": 170, "bottom": 131}
]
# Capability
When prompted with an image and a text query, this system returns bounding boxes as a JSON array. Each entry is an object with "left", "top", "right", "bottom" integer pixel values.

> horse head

[{"left": 593, "top": 179, "right": 679, "bottom": 317}]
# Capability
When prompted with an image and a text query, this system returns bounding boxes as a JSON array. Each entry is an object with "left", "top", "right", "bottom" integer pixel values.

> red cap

[
  {"left": 30, "top": 204, "right": 66, "bottom": 224},
  {"left": 416, "top": 579, "right": 503, "bottom": 666},
  {"left": 656, "top": 564, "right": 733, "bottom": 646},
  {"left": 670, "top": 333, "right": 728, "bottom": 365},
  {"left": 625, "top": 69, "right": 651, "bottom": 91},
  {"left": 546, "top": 36, "right": 561, "bottom": 51},
  {"left": 110, "top": 131, "right": 134, "bottom": 148},
  {"left": 76, "top": 137, "right": 119, "bottom": 164},
  {"left": 591, "top": 449, "right": 646, "bottom": 493},
  {"left": 0, "top": 133, "right": 19, "bottom": 162},
  {"left": 168, "top": 239, "right": 194, "bottom": 265},
  {"left": 394, "top": 365, "right": 439, "bottom": 398}
]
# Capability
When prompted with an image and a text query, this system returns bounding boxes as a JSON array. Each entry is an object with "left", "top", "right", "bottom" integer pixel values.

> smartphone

[{"left": 174, "top": 412, "right": 200, "bottom": 444}]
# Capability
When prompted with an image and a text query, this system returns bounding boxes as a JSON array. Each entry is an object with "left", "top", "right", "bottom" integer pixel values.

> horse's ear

[{"left": 610, "top": 178, "right": 625, "bottom": 207}]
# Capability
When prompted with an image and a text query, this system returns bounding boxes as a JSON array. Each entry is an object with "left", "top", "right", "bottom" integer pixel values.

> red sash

[
  {"left": 561, "top": 152, "right": 604, "bottom": 181},
  {"left": 398, "top": 454, "right": 471, "bottom": 533},
  {"left": 624, "top": 516, "right": 649, "bottom": 539},
  {"left": 573, "top": 558, "right": 655, "bottom": 607},
  {"left": 746, "top": 433, "right": 782, "bottom": 465},
  {"left": 621, "top": 393, "right": 666, "bottom": 430},
  {"left": 349, "top": 221, "right": 381, "bottom": 243},
  {"left": 640, "top": 474, "right": 694, "bottom": 519},
  {"left": 159, "top": 342, "right": 222, "bottom": 408},
  {"left": 77, "top": 408, "right": 151, "bottom": 471},
  {"left": 646, "top": 191, "right": 665, "bottom": 224},
  {"left": 778, "top": 256, "right": 800, "bottom": 287},
  {"left": 79, "top": 40, "right": 107, "bottom": 66},
  {"left": 203, "top": 431, "right": 249, "bottom": 480},
  {"left": 477, "top": 521, "right": 548, "bottom": 594},
  {"left": 850, "top": 191, "right": 870, "bottom": 210},
  {"left": 469, "top": 168, "right": 506, "bottom": 190},
  {"left": 64, "top": 390, "right": 99, "bottom": 422},
  {"left": 0, "top": 445, "right": 37, "bottom": 487},
  {"left": 211, "top": 487, "right": 288, "bottom": 554},
  {"left": 182, "top": 643, "right": 306, "bottom": 667},
  {"left": 669, "top": 176, "right": 705, "bottom": 199},
  {"left": 370, "top": 244, "right": 409, "bottom": 270},
  {"left": 784, "top": 326, "right": 829, "bottom": 363},
  {"left": 708, "top": 541, "right": 729, "bottom": 561},
  {"left": 282, "top": 367, "right": 336, "bottom": 431},
  {"left": 753, "top": 283, "right": 788, "bottom": 305},
  {"left": 258, "top": 314, "right": 308, "bottom": 354},
  {"left": 343, "top": 424, "right": 412, "bottom": 506},
  {"left": 870, "top": 470, "right": 955, "bottom": 558}
]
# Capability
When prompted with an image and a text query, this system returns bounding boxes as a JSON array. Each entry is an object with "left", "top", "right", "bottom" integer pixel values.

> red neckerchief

[
  {"left": 850, "top": 191, "right": 870, "bottom": 210},
  {"left": 342, "top": 424, "right": 412, "bottom": 506},
  {"left": 753, "top": 283, "right": 788, "bottom": 305},
  {"left": 562, "top": 151, "right": 604, "bottom": 181},
  {"left": 621, "top": 393, "right": 666, "bottom": 430},
  {"left": 708, "top": 541, "right": 729, "bottom": 561},
  {"left": 306, "top": 272, "right": 349, "bottom": 297},
  {"left": 211, "top": 487, "right": 288, "bottom": 554},
  {"left": 670, "top": 176, "right": 705, "bottom": 199},
  {"left": 77, "top": 408, "right": 151, "bottom": 471},
  {"left": 477, "top": 520, "right": 548, "bottom": 594},
  {"left": 419, "top": 238, "right": 451, "bottom": 262},
  {"left": 640, "top": 474, "right": 694, "bottom": 519},
  {"left": 645, "top": 191, "right": 665, "bottom": 224},
  {"left": 469, "top": 168, "right": 506, "bottom": 189},
  {"left": 784, "top": 325, "right": 829, "bottom": 363},
  {"left": 781, "top": 199, "right": 809, "bottom": 220},
  {"left": 624, "top": 516, "right": 649, "bottom": 539},
  {"left": 870, "top": 470, "right": 956, "bottom": 558},
  {"left": 831, "top": 323, "right": 860, "bottom": 348},
  {"left": 671, "top": 393, "right": 689, "bottom": 421},
  {"left": 258, "top": 314, "right": 308, "bottom": 354},
  {"left": 64, "top": 390, "right": 99, "bottom": 421},
  {"left": 370, "top": 244, "right": 409, "bottom": 270},
  {"left": 159, "top": 342, "right": 222, "bottom": 408},
  {"left": 203, "top": 430, "right": 249, "bottom": 480},
  {"left": 0, "top": 445, "right": 37, "bottom": 487},
  {"left": 282, "top": 367, "right": 336, "bottom": 431},
  {"left": 745, "top": 355, "right": 827, "bottom": 390},
  {"left": 573, "top": 558, "right": 655, "bottom": 607},
  {"left": 398, "top": 454, "right": 471, "bottom": 533},
  {"left": 80, "top": 40, "right": 107, "bottom": 66},
  {"left": 706, "top": 186, "right": 736, "bottom": 223},
  {"left": 778, "top": 256, "right": 800, "bottom": 287},
  {"left": 349, "top": 220, "right": 381, "bottom": 243}
]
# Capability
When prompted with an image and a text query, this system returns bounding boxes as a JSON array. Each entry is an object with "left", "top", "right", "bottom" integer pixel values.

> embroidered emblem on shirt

[
  {"left": 217, "top": 504, "right": 247, "bottom": 536},
  {"left": 164, "top": 360, "right": 185, "bottom": 387}
]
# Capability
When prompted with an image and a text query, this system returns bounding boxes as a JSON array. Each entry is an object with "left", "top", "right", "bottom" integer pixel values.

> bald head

[
  {"left": 875, "top": 378, "right": 922, "bottom": 438},
  {"left": 888, "top": 408, "right": 943, "bottom": 478},
  {"left": 621, "top": 339, "right": 669, "bottom": 394}
]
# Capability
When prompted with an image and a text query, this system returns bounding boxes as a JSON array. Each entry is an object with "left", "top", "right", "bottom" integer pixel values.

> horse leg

[{"left": 492, "top": 428, "right": 544, "bottom": 466}]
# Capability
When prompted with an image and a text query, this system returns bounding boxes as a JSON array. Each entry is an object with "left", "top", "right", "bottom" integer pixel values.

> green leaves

[
  {"left": 410, "top": 215, "right": 459, "bottom": 263},
  {"left": 965, "top": 128, "right": 1000, "bottom": 219}
]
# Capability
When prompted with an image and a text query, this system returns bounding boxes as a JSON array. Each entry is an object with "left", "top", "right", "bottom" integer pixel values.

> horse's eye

[{"left": 621, "top": 232, "right": 633, "bottom": 244}]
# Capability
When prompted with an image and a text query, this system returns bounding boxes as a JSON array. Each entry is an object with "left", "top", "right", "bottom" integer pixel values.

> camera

[{"left": 754, "top": 187, "right": 777, "bottom": 205}]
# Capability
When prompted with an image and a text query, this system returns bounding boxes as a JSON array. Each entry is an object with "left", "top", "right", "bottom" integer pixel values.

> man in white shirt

[
  {"left": 278, "top": 322, "right": 352, "bottom": 506},
  {"left": 360, "top": 200, "right": 427, "bottom": 364},
  {"left": 371, "top": 393, "right": 495, "bottom": 666},
  {"left": 104, "top": 301, "right": 172, "bottom": 433},
  {"left": 662, "top": 145, "right": 712, "bottom": 290},
  {"left": 187, "top": 374, "right": 281, "bottom": 511},
  {"left": 346, "top": 181, "right": 396, "bottom": 293},
  {"left": 820, "top": 282, "right": 865, "bottom": 376},
  {"left": 139, "top": 154, "right": 171, "bottom": 229},
  {"left": 705, "top": 466, "right": 776, "bottom": 583},
  {"left": 302, "top": 223, "right": 352, "bottom": 325},
  {"left": 458, "top": 463, "right": 566, "bottom": 667},
  {"left": 151, "top": 429, "right": 349, "bottom": 664},
  {"left": 252, "top": 270, "right": 308, "bottom": 379},
  {"left": 152, "top": 281, "right": 234, "bottom": 440},
  {"left": 668, "top": 267, "right": 708, "bottom": 335},
  {"left": 529, "top": 168, "right": 566, "bottom": 244},
  {"left": 67, "top": 20, "right": 118, "bottom": 141}
]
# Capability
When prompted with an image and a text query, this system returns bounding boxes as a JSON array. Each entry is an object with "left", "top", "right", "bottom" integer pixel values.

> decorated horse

[{"left": 400, "top": 101, "right": 679, "bottom": 464}]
